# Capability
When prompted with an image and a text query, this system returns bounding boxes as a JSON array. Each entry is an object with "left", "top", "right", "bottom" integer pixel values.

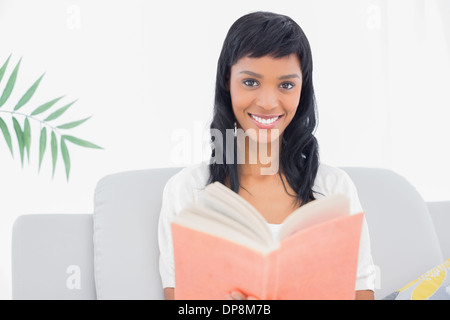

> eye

[
  {"left": 242, "top": 79, "right": 259, "bottom": 87},
  {"left": 280, "top": 82, "right": 295, "bottom": 90}
]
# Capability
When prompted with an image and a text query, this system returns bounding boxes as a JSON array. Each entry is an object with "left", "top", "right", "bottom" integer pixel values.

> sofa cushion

[
  {"left": 383, "top": 259, "right": 450, "bottom": 300},
  {"left": 12, "top": 214, "right": 96, "bottom": 300},
  {"left": 93, "top": 167, "right": 182, "bottom": 299}
]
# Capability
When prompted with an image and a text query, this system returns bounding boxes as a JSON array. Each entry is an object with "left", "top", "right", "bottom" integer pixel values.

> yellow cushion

[{"left": 384, "top": 259, "right": 450, "bottom": 300}]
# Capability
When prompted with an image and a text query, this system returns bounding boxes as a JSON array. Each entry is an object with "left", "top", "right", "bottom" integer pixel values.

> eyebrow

[{"left": 239, "top": 70, "right": 301, "bottom": 80}]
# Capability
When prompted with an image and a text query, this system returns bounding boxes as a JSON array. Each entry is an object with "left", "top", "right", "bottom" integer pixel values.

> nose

[{"left": 255, "top": 88, "right": 279, "bottom": 110}]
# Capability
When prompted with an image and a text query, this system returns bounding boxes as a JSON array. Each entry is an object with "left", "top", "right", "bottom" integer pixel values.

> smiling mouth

[{"left": 248, "top": 113, "right": 283, "bottom": 128}]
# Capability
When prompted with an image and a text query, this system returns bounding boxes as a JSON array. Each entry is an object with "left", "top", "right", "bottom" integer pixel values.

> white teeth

[{"left": 250, "top": 114, "right": 280, "bottom": 125}]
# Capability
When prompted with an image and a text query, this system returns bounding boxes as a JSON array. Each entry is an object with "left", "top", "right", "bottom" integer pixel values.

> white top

[
  {"left": 267, "top": 222, "right": 283, "bottom": 240},
  {"left": 158, "top": 161, "right": 376, "bottom": 291}
]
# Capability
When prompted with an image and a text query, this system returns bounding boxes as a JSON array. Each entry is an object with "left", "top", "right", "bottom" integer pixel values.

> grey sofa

[{"left": 11, "top": 166, "right": 450, "bottom": 300}]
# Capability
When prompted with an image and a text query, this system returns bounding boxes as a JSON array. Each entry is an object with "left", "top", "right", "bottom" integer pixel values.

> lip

[{"left": 248, "top": 113, "right": 283, "bottom": 129}]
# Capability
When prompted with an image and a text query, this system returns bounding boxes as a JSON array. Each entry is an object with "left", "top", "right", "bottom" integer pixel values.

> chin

[{"left": 240, "top": 127, "right": 282, "bottom": 144}]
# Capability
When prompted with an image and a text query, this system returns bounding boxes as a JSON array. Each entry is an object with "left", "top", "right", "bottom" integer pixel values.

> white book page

[
  {"left": 173, "top": 203, "right": 275, "bottom": 253},
  {"left": 199, "top": 182, "right": 273, "bottom": 244},
  {"left": 277, "top": 194, "right": 350, "bottom": 241}
]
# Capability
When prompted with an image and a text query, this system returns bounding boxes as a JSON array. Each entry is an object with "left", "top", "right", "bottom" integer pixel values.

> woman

[{"left": 158, "top": 11, "right": 376, "bottom": 300}]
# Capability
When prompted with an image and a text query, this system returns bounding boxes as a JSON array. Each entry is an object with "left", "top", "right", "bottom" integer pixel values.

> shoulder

[
  {"left": 165, "top": 161, "right": 209, "bottom": 188},
  {"left": 314, "top": 163, "right": 355, "bottom": 194},
  {"left": 314, "top": 163, "right": 363, "bottom": 214},
  {"left": 162, "top": 161, "right": 210, "bottom": 204}
]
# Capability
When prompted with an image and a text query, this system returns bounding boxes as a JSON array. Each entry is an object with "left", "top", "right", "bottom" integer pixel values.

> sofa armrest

[
  {"left": 427, "top": 201, "right": 450, "bottom": 259},
  {"left": 12, "top": 214, "right": 96, "bottom": 300}
]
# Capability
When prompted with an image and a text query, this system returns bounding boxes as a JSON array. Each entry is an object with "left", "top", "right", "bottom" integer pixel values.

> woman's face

[{"left": 228, "top": 53, "right": 302, "bottom": 144}]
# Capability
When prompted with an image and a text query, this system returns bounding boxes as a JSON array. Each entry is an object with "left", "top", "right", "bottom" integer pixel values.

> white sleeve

[
  {"left": 157, "top": 163, "right": 209, "bottom": 289},
  {"left": 340, "top": 171, "right": 377, "bottom": 292},
  {"left": 355, "top": 216, "right": 377, "bottom": 291},
  {"left": 157, "top": 175, "right": 178, "bottom": 288}
]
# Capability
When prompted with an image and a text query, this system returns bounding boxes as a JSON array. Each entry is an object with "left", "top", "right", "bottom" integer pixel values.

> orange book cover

[{"left": 171, "top": 182, "right": 364, "bottom": 300}]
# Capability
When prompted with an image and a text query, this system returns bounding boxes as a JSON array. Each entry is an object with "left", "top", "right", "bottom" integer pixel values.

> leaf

[
  {"left": 0, "top": 117, "right": 13, "bottom": 157},
  {"left": 30, "top": 95, "right": 65, "bottom": 116},
  {"left": 0, "top": 54, "right": 12, "bottom": 85},
  {"left": 44, "top": 99, "right": 77, "bottom": 122},
  {"left": 51, "top": 131, "right": 57, "bottom": 178},
  {"left": 62, "top": 135, "right": 103, "bottom": 149},
  {"left": 14, "top": 73, "right": 45, "bottom": 111},
  {"left": 38, "top": 127, "right": 47, "bottom": 172},
  {"left": 12, "top": 117, "right": 25, "bottom": 167},
  {"left": 60, "top": 137, "right": 71, "bottom": 181},
  {"left": 0, "top": 57, "right": 21, "bottom": 108},
  {"left": 23, "top": 117, "right": 31, "bottom": 163},
  {"left": 57, "top": 116, "right": 91, "bottom": 130}
]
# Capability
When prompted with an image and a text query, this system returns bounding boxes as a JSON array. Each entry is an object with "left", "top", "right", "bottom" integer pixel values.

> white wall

[{"left": 0, "top": 0, "right": 449, "bottom": 299}]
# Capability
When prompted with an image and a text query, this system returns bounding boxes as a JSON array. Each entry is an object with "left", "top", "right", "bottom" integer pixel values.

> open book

[{"left": 171, "top": 181, "right": 364, "bottom": 300}]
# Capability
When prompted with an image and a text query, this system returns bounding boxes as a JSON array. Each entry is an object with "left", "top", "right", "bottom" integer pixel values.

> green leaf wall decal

[
  {"left": 1, "top": 55, "right": 102, "bottom": 180},
  {"left": 0, "top": 54, "right": 12, "bottom": 85},
  {"left": 57, "top": 116, "right": 91, "bottom": 129},
  {"left": 0, "top": 117, "right": 13, "bottom": 156},
  {"left": 30, "top": 96, "right": 65, "bottom": 116},
  {"left": 23, "top": 117, "right": 31, "bottom": 162},
  {"left": 51, "top": 131, "right": 57, "bottom": 178},
  {"left": 38, "top": 127, "right": 47, "bottom": 172},
  {"left": 12, "top": 117, "right": 25, "bottom": 166},
  {"left": 60, "top": 137, "right": 71, "bottom": 181},
  {"left": 44, "top": 99, "right": 77, "bottom": 122},
  {"left": 14, "top": 73, "right": 45, "bottom": 111},
  {"left": 0, "top": 57, "right": 21, "bottom": 108},
  {"left": 62, "top": 135, "right": 103, "bottom": 149}
]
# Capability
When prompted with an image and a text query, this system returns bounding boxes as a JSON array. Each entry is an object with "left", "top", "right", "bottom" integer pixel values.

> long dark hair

[{"left": 207, "top": 11, "right": 320, "bottom": 206}]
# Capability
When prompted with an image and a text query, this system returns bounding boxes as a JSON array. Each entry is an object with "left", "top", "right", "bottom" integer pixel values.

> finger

[{"left": 229, "top": 291, "right": 246, "bottom": 300}]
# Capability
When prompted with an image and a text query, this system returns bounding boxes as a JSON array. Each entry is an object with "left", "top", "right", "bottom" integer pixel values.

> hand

[{"left": 226, "top": 290, "right": 259, "bottom": 300}]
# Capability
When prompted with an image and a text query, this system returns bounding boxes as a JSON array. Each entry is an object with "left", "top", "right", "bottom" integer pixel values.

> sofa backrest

[
  {"left": 427, "top": 201, "right": 450, "bottom": 260},
  {"left": 93, "top": 167, "right": 182, "bottom": 299},
  {"left": 93, "top": 166, "right": 444, "bottom": 299}
]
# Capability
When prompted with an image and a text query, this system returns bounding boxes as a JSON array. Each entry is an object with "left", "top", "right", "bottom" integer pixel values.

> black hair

[{"left": 207, "top": 11, "right": 320, "bottom": 206}]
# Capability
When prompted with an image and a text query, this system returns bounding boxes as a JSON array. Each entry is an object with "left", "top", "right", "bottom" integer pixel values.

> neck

[{"left": 236, "top": 134, "right": 282, "bottom": 178}]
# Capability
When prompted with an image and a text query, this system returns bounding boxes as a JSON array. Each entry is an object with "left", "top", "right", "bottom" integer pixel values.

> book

[{"left": 171, "top": 181, "right": 364, "bottom": 300}]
